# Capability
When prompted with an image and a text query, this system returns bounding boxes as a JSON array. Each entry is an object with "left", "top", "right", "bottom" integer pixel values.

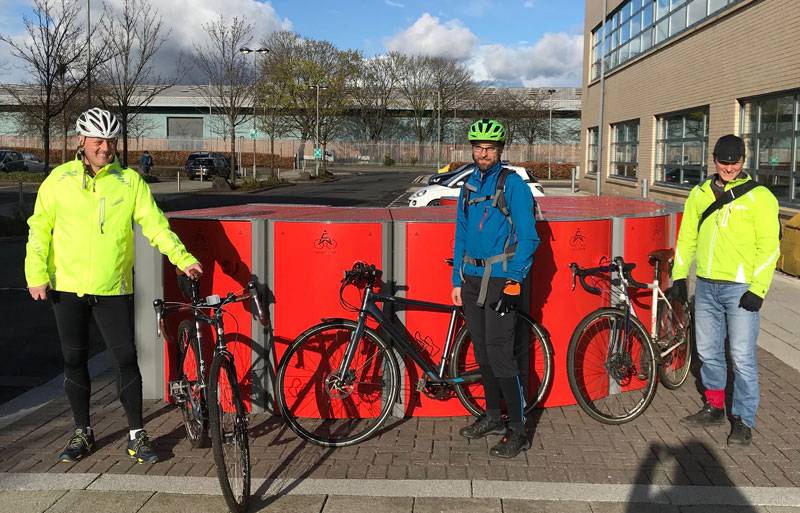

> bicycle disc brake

[
  {"left": 324, "top": 369, "right": 356, "bottom": 399},
  {"left": 606, "top": 352, "right": 634, "bottom": 383}
]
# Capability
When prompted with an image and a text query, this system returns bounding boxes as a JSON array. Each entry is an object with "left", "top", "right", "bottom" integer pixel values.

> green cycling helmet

[{"left": 468, "top": 118, "right": 506, "bottom": 143}]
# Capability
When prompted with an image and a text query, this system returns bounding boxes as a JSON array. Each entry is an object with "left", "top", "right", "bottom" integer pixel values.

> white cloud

[
  {"left": 1, "top": 0, "right": 292, "bottom": 84},
  {"left": 385, "top": 0, "right": 405, "bottom": 7},
  {"left": 467, "top": 32, "right": 583, "bottom": 87},
  {"left": 384, "top": 13, "right": 477, "bottom": 61}
]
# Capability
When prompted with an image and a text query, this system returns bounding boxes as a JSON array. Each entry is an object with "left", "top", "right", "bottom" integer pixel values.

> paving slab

[
  {"left": 0, "top": 490, "right": 66, "bottom": 513},
  {"left": 412, "top": 497, "right": 502, "bottom": 513},
  {"left": 135, "top": 492, "right": 232, "bottom": 513},
  {"left": 45, "top": 489, "right": 153, "bottom": 513},
  {"left": 501, "top": 499, "right": 593, "bottom": 513},
  {"left": 323, "top": 494, "right": 413, "bottom": 513},
  {"left": 0, "top": 472, "right": 98, "bottom": 491}
]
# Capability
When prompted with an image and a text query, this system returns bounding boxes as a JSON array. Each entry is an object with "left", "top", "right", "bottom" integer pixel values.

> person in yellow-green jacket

[
  {"left": 25, "top": 108, "right": 203, "bottom": 465},
  {"left": 668, "top": 134, "right": 780, "bottom": 447}
]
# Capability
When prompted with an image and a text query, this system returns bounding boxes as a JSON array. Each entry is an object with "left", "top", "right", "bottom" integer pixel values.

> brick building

[{"left": 581, "top": 0, "right": 800, "bottom": 210}]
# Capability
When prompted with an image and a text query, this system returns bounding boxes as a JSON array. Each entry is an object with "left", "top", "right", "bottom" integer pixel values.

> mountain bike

[
  {"left": 567, "top": 250, "right": 693, "bottom": 425},
  {"left": 153, "top": 275, "right": 269, "bottom": 513},
  {"left": 275, "top": 262, "right": 554, "bottom": 447}
]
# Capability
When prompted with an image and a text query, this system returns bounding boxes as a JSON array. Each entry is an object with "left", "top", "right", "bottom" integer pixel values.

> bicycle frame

[{"left": 336, "top": 284, "right": 465, "bottom": 386}]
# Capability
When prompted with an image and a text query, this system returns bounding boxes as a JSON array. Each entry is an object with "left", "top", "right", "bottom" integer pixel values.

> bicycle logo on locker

[
  {"left": 275, "top": 261, "right": 555, "bottom": 447},
  {"left": 567, "top": 250, "right": 693, "bottom": 425},
  {"left": 153, "top": 273, "right": 269, "bottom": 513}
]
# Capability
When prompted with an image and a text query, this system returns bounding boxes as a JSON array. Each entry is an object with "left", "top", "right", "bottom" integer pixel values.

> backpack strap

[{"left": 698, "top": 180, "right": 761, "bottom": 230}]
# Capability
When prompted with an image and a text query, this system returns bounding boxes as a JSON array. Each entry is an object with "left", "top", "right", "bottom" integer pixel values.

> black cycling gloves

[
  {"left": 739, "top": 291, "right": 763, "bottom": 312},
  {"left": 492, "top": 280, "right": 521, "bottom": 316},
  {"left": 666, "top": 278, "right": 688, "bottom": 303}
]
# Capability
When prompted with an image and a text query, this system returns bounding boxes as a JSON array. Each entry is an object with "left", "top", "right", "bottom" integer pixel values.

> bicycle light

[{"left": 206, "top": 294, "right": 221, "bottom": 306}]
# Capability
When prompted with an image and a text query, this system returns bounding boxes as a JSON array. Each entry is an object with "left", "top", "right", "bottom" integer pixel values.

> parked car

[
  {"left": 409, "top": 163, "right": 544, "bottom": 207},
  {"left": 0, "top": 150, "right": 26, "bottom": 172},
  {"left": 184, "top": 152, "right": 231, "bottom": 180},
  {"left": 186, "top": 156, "right": 231, "bottom": 180},
  {"left": 21, "top": 152, "right": 46, "bottom": 173}
]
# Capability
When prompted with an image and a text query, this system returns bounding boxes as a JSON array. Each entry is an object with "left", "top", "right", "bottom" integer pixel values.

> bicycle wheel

[
  {"left": 276, "top": 319, "right": 399, "bottom": 447},
  {"left": 176, "top": 320, "right": 209, "bottom": 448},
  {"left": 567, "top": 307, "right": 657, "bottom": 425},
  {"left": 451, "top": 311, "right": 554, "bottom": 417},
  {"left": 657, "top": 296, "right": 694, "bottom": 390},
  {"left": 208, "top": 354, "right": 250, "bottom": 513}
]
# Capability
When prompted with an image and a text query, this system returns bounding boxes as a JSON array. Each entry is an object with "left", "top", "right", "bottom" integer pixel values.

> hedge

[{"left": 445, "top": 161, "right": 575, "bottom": 179}]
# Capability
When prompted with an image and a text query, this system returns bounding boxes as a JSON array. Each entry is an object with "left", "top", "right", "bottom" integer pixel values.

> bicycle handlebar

[
  {"left": 153, "top": 276, "right": 270, "bottom": 337},
  {"left": 343, "top": 262, "right": 382, "bottom": 287},
  {"left": 570, "top": 256, "right": 649, "bottom": 295}
]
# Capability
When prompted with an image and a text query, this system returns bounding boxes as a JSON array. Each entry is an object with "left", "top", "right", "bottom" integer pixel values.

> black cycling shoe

[
  {"left": 59, "top": 428, "right": 95, "bottom": 462},
  {"left": 459, "top": 415, "right": 505, "bottom": 439},
  {"left": 127, "top": 430, "right": 159, "bottom": 464},
  {"left": 680, "top": 403, "right": 725, "bottom": 427},
  {"left": 727, "top": 416, "right": 753, "bottom": 446},
  {"left": 489, "top": 429, "right": 530, "bottom": 459}
]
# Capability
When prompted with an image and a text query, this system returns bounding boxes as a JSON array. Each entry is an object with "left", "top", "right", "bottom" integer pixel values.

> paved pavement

[{"left": 1, "top": 270, "right": 799, "bottom": 511}]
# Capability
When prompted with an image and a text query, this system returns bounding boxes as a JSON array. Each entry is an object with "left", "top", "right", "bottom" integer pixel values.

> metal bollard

[
  {"left": 641, "top": 178, "right": 649, "bottom": 199},
  {"left": 177, "top": 172, "right": 181, "bottom": 192},
  {"left": 570, "top": 167, "right": 576, "bottom": 193}
]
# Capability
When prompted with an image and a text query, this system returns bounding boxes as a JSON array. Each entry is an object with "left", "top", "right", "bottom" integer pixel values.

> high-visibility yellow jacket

[
  {"left": 672, "top": 174, "right": 781, "bottom": 298},
  {"left": 25, "top": 157, "right": 198, "bottom": 296}
]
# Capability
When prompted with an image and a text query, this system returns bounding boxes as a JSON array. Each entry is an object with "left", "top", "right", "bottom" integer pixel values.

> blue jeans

[{"left": 694, "top": 278, "right": 760, "bottom": 427}]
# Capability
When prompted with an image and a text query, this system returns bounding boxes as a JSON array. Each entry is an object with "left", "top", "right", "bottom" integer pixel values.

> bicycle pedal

[
  {"left": 416, "top": 378, "right": 427, "bottom": 392},
  {"left": 168, "top": 380, "right": 189, "bottom": 403}
]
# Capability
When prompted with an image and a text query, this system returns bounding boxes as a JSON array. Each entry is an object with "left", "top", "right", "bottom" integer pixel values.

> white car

[{"left": 408, "top": 163, "right": 545, "bottom": 207}]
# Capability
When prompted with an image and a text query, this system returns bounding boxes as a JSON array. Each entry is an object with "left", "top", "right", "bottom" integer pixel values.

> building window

[
  {"left": 590, "top": 0, "right": 740, "bottom": 81},
  {"left": 587, "top": 127, "right": 599, "bottom": 175},
  {"left": 656, "top": 108, "right": 709, "bottom": 186},
  {"left": 611, "top": 120, "right": 639, "bottom": 179},
  {"left": 741, "top": 92, "right": 799, "bottom": 202}
]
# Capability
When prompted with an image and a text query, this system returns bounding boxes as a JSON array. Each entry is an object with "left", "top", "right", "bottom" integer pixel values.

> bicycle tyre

[
  {"left": 276, "top": 319, "right": 400, "bottom": 447},
  {"left": 208, "top": 354, "right": 250, "bottom": 513},
  {"left": 567, "top": 307, "right": 657, "bottom": 425},
  {"left": 657, "top": 296, "right": 694, "bottom": 390},
  {"left": 451, "top": 311, "right": 554, "bottom": 417},
  {"left": 176, "top": 320, "right": 209, "bottom": 448}
]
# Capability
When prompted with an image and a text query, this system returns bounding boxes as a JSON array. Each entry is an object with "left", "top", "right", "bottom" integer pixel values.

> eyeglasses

[{"left": 472, "top": 145, "right": 499, "bottom": 154}]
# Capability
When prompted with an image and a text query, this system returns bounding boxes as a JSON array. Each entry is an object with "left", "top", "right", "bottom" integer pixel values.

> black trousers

[
  {"left": 50, "top": 291, "right": 143, "bottom": 430},
  {"left": 461, "top": 275, "right": 528, "bottom": 427}
]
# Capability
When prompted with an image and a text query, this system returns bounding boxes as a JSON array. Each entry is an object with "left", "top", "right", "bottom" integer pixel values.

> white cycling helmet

[{"left": 76, "top": 107, "right": 121, "bottom": 139}]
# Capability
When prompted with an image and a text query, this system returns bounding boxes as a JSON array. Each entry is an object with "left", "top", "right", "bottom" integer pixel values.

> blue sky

[{"left": 0, "top": 0, "right": 586, "bottom": 86}]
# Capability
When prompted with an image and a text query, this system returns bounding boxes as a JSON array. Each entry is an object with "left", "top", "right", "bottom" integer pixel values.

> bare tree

[
  {"left": 0, "top": 0, "right": 107, "bottom": 173},
  {"left": 127, "top": 114, "right": 158, "bottom": 151},
  {"left": 351, "top": 52, "right": 402, "bottom": 141},
  {"left": 396, "top": 55, "right": 474, "bottom": 161},
  {"left": 193, "top": 16, "right": 253, "bottom": 173},
  {"left": 96, "top": 0, "right": 174, "bottom": 166},
  {"left": 262, "top": 31, "right": 360, "bottom": 175},
  {"left": 256, "top": 82, "right": 291, "bottom": 176}
]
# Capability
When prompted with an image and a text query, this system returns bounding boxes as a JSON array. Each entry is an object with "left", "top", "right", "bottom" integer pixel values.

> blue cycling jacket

[{"left": 451, "top": 161, "right": 539, "bottom": 287}]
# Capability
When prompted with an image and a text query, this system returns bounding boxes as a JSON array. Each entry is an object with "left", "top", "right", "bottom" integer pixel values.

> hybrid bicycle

[
  {"left": 153, "top": 275, "right": 268, "bottom": 513},
  {"left": 276, "top": 262, "right": 554, "bottom": 447},
  {"left": 567, "top": 250, "right": 693, "bottom": 424}
]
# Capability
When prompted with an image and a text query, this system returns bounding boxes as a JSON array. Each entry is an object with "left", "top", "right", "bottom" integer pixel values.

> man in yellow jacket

[
  {"left": 25, "top": 108, "right": 203, "bottom": 464},
  {"left": 670, "top": 134, "right": 780, "bottom": 446}
]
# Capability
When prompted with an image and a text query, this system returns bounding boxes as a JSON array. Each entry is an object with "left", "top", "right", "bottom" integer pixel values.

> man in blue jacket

[{"left": 451, "top": 118, "right": 540, "bottom": 458}]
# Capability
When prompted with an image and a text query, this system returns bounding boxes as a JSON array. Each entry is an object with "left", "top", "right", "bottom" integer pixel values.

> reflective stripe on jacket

[
  {"left": 25, "top": 157, "right": 198, "bottom": 295},
  {"left": 672, "top": 174, "right": 780, "bottom": 298}
]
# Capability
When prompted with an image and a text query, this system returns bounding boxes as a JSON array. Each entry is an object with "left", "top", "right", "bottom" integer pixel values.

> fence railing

[{"left": 0, "top": 135, "right": 579, "bottom": 167}]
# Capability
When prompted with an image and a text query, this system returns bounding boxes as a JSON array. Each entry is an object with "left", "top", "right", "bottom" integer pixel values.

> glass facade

[
  {"left": 656, "top": 108, "right": 709, "bottom": 186},
  {"left": 588, "top": 127, "right": 599, "bottom": 175},
  {"left": 591, "top": 0, "right": 741, "bottom": 80},
  {"left": 611, "top": 120, "right": 639, "bottom": 179},
  {"left": 741, "top": 92, "right": 799, "bottom": 203}
]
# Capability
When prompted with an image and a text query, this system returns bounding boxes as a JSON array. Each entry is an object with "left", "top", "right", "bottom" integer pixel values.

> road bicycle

[
  {"left": 275, "top": 261, "right": 554, "bottom": 447},
  {"left": 567, "top": 250, "right": 693, "bottom": 425},
  {"left": 153, "top": 275, "right": 268, "bottom": 513}
]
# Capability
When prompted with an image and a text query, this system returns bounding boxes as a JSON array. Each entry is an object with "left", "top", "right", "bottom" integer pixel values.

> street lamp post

[
  {"left": 309, "top": 84, "right": 328, "bottom": 177},
  {"left": 436, "top": 90, "right": 441, "bottom": 169},
  {"left": 546, "top": 89, "right": 557, "bottom": 180},
  {"left": 240, "top": 47, "right": 269, "bottom": 180}
]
